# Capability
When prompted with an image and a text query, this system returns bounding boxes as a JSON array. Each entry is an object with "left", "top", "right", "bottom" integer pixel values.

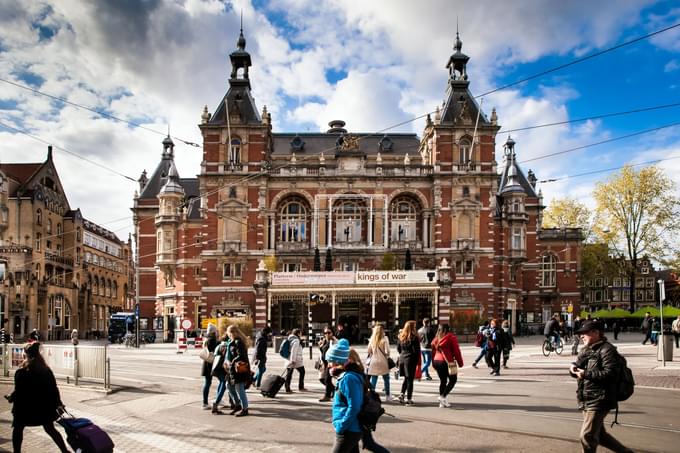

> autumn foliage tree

[
  {"left": 542, "top": 197, "right": 593, "bottom": 238},
  {"left": 593, "top": 165, "right": 680, "bottom": 311}
]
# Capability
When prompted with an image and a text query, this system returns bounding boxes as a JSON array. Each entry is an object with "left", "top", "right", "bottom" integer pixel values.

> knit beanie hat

[{"left": 326, "top": 338, "right": 350, "bottom": 364}]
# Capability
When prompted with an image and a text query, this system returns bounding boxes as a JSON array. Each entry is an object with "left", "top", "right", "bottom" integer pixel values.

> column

[
  {"left": 327, "top": 196, "right": 333, "bottom": 248},
  {"left": 268, "top": 215, "right": 275, "bottom": 250},
  {"left": 331, "top": 292, "right": 336, "bottom": 323},
  {"left": 422, "top": 216, "right": 428, "bottom": 248},
  {"left": 394, "top": 291, "right": 400, "bottom": 327},
  {"left": 432, "top": 289, "right": 438, "bottom": 321},
  {"left": 383, "top": 196, "right": 389, "bottom": 248},
  {"left": 371, "top": 292, "right": 376, "bottom": 324},
  {"left": 368, "top": 197, "right": 373, "bottom": 247}
]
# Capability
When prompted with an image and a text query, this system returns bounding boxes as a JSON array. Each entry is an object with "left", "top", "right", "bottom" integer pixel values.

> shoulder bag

[
  {"left": 377, "top": 343, "right": 396, "bottom": 370},
  {"left": 440, "top": 344, "right": 458, "bottom": 375},
  {"left": 199, "top": 347, "right": 215, "bottom": 363}
]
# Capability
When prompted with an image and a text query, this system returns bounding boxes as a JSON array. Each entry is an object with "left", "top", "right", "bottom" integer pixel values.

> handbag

[
  {"left": 199, "top": 347, "right": 215, "bottom": 363},
  {"left": 314, "top": 358, "right": 324, "bottom": 371},
  {"left": 443, "top": 354, "right": 458, "bottom": 376},
  {"left": 376, "top": 343, "right": 396, "bottom": 369},
  {"left": 235, "top": 361, "right": 250, "bottom": 374}
]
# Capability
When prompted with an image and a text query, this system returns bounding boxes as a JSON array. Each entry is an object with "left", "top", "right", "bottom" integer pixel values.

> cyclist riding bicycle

[{"left": 544, "top": 314, "right": 561, "bottom": 348}]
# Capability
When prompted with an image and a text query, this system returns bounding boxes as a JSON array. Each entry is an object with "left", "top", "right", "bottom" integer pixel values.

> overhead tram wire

[
  {"left": 520, "top": 120, "right": 680, "bottom": 164},
  {"left": 475, "top": 21, "right": 680, "bottom": 99},
  {"left": 502, "top": 101, "right": 680, "bottom": 135},
  {"left": 537, "top": 155, "right": 680, "bottom": 184},
  {"left": 0, "top": 120, "right": 137, "bottom": 182},
  {"left": 0, "top": 77, "right": 200, "bottom": 148}
]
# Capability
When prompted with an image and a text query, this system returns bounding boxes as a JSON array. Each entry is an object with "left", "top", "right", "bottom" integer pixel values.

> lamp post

[
  {"left": 309, "top": 293, "right": 318, "bottom": 359},
  {"left": 658, "top": 279, "right": 666, "bottom": 367}
]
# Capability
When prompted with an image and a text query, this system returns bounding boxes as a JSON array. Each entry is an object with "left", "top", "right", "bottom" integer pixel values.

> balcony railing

[
  {"left": 451, "top": 239, "right": 477, "bottom": 250},
  {"left": 221, "top": 241, "right": 245, "bottom": 253},
  {"left": 45, "top": 252, "right": 73, "bottom": 267},
  {"left": 276, "top": 241, "right": 309, "bottom": 252},
  {"left": 389, "top": 240, "right": 423, "bottom": 251}
]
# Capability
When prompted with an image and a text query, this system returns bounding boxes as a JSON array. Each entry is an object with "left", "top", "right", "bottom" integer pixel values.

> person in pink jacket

[{"left": 431, "top": 324, "right": 464, "bottom": 408}]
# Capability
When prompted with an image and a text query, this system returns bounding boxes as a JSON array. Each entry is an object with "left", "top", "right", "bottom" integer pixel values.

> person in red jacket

[{"left": 431, "top": 324, "right": 464, "bottom": 408}]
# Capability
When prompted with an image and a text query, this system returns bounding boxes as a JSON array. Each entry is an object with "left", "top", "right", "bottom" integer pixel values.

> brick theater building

[{"left": 132, "top": 30, "right": 583, "bottom": 341}]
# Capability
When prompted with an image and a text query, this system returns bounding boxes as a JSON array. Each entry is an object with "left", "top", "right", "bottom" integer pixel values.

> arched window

[
  {"left": 76, "top": 227, "right": 82, "bottom": 242},
  {"left": 106, "top": 280, "right": 111, "bottom": 297},
  {"left": 390, "top": 196, "right": 419, "bottom": 242},
  {"left": 36, "top": 209, "right": 42, "bottom": 225},
  {"left": 278, "top": 197, "right": 308, "bottom": 243},
  {"left": 540, "top": 254, "right": 557, "bottom": 287},
  {"left": 56, "top": 223, "right": 62, "bottom": 236},
  {"left": 334, "top": 199, "right": 364, "bottom": 243},
  {"left": 64, "top": 302, "right": 71, "bottom": 330},
  {"left": 229, "top": 138, "right": 241, "bottom": 164},
  {"left": 113, "top": 281, "right": 118, "bottom": 299},
  {"left": 36, "top": 233, "right": 41, "bottom": 251},
  {"left": 47, "top": 218, "right": 52, "bottom": 234},
  {"left": 459, "top": 138, "right": 471, "bottom": 164},
  {"left": 93, "top": 277, "right": 99, "bottom": 295}
]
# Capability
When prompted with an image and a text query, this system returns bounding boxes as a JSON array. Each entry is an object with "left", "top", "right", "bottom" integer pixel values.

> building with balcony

[
  {"left": 132, "top": 30, "right": 583, "bottom": 340},
  {"left": 0, "top": 148, "right": 132, "bottom": 340}
]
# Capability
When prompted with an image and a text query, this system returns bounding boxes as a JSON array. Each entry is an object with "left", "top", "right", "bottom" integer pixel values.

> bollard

[
  {"left": 74, "top": 359, "right": 79, "bottom": 386},
  {"left": 105, "top": 357, "right": 111, "bottom": 389}
]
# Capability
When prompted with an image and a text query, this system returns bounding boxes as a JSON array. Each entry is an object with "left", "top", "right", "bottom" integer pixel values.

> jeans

[
  {"left": 332, "top": 430, "right": 362, "bottom": 453},
  {"left": 202, "top": 375, "right": 213, "bottom": 404},
  {"left": 228, "top": 381, "right": 249, "bottom": 409},
  {"left": 362, "top": 428, "right": 390, "bottom": 453},
  {"left": 421, "top": 350, "right": 432, "bottom": 377},
  {"left": 473, "top": 346, "right": 487, "bottom": 365},
  {"left": 369, "top": 374, "right": 391, "bottom": 397},
  {"left": 580, "top": 410, "right": 633, "bottom": 453},
  {"left": 213, "top": 376, "right": 227, "bottom": 405},
  {"left": 254, "top": 362, "right": 266, "bottom": 388},
  {"left": 432, "top": 360, "right": 457, "bottom": 397},
  {"left": 285, "top": 366, "right": 305, "bottom": 391}
]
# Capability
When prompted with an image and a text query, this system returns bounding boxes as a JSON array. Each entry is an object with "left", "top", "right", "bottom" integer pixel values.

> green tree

[{"left": 593, "top": 165, "right": 680, "bottom": 312}]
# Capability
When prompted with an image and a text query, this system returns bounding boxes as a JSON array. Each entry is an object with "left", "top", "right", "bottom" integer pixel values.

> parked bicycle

[
  {"left": 542, "top": 336, "right": 563, "bottom": 356},
  {"left": 123, "top": 333, "right": 137, "bottom": 348}
]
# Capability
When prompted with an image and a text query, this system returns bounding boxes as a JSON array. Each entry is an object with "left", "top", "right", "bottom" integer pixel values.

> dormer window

[
  {"left": 290, "top": 135, "right": 305, "bottom": 152},
  {"left": 378, "top": 136, "right": 394, "bottom": 152}
]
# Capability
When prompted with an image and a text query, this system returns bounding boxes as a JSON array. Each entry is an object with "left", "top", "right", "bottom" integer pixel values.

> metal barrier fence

[{"left": 1, "top": 343, "right": 110, "bottom": 389}]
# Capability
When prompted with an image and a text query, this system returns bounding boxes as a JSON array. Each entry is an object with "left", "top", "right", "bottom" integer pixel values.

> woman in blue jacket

[{"left": 327, "top": 339, "right": 363, "bottom": 452}]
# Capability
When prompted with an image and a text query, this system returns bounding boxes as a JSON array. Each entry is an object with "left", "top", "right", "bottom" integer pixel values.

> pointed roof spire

[{"left": 237, "top": 11, "right": 246, "bottom": 50}]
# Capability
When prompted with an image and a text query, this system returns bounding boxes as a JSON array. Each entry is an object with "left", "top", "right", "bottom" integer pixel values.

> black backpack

[
  {"left": 338, "top": 373, "right": 385, "bottom": 432},
  {"left": 610, "top": 347, "right": 635, "bottom": 427}
]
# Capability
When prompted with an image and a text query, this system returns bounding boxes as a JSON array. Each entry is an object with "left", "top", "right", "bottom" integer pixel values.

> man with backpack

[
  {"left": 569, "top": 320, "right": 633, "bottom": 453},
  {"left": 417, "top": 318, "right": 436, "bottom": 380}
]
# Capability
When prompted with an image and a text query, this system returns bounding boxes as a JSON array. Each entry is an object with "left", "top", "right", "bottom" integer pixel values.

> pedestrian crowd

[{"left": 3, "top": 312, "right": 648, "bottom": 452}]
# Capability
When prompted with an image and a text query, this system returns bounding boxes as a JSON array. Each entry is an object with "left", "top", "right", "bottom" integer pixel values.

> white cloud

[{"left": 664, "top": 59, "right": 680, "bottom": 72}]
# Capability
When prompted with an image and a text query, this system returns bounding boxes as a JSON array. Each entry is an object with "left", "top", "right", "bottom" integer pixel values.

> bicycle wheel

[
  {"left": 555, "top": 339, "right": 564, "bottom": 355},
  {"left": 542, "top": 340, "right": 551, "bottom": 357}
]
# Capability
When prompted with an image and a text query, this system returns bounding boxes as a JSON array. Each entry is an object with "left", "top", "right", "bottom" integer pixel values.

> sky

[{"left": 1, "top": 0, "right": 679, "bottom": 243}]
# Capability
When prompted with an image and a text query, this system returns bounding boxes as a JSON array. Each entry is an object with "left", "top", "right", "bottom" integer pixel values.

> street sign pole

[{"left": 658, "top": 279, "right": 666, "bottom": 367}]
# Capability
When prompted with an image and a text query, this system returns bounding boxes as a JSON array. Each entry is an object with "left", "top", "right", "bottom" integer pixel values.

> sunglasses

[{"left": 324, "top": 331, "right": 332, "bottom": 334}]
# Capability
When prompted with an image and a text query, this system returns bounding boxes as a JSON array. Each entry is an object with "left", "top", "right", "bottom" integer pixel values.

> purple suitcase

[{"left": 70, "top": 423, "right": 115, "bottom": 453}]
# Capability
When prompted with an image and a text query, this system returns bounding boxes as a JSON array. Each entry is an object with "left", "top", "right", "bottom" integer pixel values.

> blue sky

[{"left": 0, "top": 0, "right": 679, "bottom": 240}]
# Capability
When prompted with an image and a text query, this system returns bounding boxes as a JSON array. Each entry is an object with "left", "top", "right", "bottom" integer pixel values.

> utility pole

[
  {"left": 135, "top": 224, "right": 141, "bottom": 348},
  {"left": 658, "top": 279, "right": 666, "bottom": 367}
]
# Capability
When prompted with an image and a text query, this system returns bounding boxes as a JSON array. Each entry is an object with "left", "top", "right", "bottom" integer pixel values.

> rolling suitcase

[
  {"left": 58, "top": 411, "right": 115, "bottom": 453},
  {"left": 261, "top": 370, "right": 286, "bottom": 397}
]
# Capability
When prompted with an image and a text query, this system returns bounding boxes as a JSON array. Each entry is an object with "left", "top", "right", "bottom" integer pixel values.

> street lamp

[{"left": 309, "top": 293, "right": 318, "bottom": 359}]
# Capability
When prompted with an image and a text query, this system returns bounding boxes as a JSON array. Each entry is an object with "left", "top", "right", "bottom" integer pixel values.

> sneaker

[
  {"left": 234, "top": 409, "right": 249, "bottom": 417},
  {"left": 489, "top": 370, "right": 496, "bottom": 375},
  {"left": 472, "top": 362, "right": 478, "bottom": 369},
  {"left": 202, "top": 403, "right": 210, "bottom": 410},
  {"left": 405, "top": 400, "right": 415, "bottom": 406},
  {"left": 397, "top": 394, "right": 405, "bottom": 404},
  {"left": 425, "top": 375, "right": 433, "bottom": 381},
  {"left": 440, "top": 397, "right": 450, "bottom": 408},
  {"left": 389, "top": 395, "right": 401, "bottom": 402},
  {"left": 439, "top": 401, "right": 446, "bottom": 408},
  {"left": 494, "top": 371, "right": 500, "bottom": 376}
]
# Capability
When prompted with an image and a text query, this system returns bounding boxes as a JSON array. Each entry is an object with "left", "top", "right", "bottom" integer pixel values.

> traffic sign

[{"left": 181, "top": 319, "right": 193, "bottom": 330}]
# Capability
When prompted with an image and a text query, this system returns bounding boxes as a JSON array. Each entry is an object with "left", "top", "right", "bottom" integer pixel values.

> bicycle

[
  {"left": 123, "top": 333, "right": 137, "bottom": 348},
  {"left": 542, "top": 336, "right": 563, "bottom": 356}
]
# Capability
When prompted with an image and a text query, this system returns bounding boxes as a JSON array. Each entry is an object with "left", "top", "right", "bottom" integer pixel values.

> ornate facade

[
  {"left": 0, "top": 148, "right": 132, "bottom": 340},
  {"left": 133, "top": 31, "right": 583, "bottom": 340}
]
